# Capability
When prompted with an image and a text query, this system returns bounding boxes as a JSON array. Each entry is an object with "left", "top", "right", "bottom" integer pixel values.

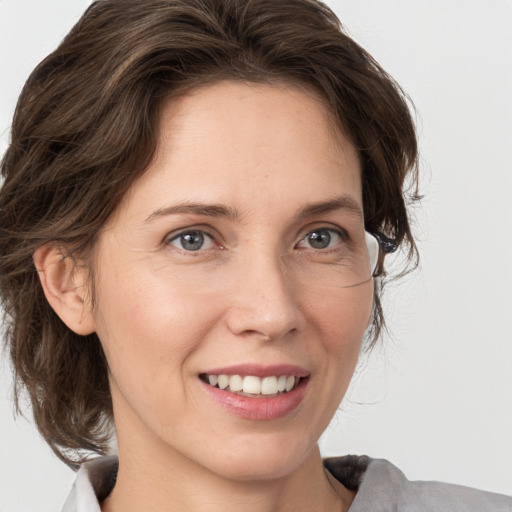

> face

[{"left": 89, "top": 82, "right": 374, "bottom": 481}]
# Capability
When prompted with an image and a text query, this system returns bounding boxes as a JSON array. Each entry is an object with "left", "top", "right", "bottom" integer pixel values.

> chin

[{"left": 195, "top": 435, "right": 318, "bottom": 483}]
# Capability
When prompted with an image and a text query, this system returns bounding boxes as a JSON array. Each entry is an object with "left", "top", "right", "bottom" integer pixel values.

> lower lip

[{"left": 200, "top": 378, "right": 309, "bottom": 420}]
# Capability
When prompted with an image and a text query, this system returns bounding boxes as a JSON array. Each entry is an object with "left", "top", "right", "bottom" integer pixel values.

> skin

[{"left": 69, "top": 82, "right": 374, "bottom": 511}]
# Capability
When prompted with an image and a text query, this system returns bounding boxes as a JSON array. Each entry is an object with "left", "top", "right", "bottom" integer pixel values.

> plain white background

[{"left": 1, "top": 1, "right": 511, "bottom": 510}]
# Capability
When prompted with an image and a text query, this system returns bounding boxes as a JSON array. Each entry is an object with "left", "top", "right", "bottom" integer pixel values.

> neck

[{"left": 101, "top": 442, "right": 354, "bottom": 512}]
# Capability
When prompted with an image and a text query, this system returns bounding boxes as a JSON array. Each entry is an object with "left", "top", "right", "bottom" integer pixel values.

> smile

[{"left": 200, "top": 374, "right": 301, "bottom": 397}]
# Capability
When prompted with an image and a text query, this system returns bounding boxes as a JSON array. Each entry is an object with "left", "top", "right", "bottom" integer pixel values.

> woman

[{"left": 0, "top": 0, "right": 510, "bottom": 510}]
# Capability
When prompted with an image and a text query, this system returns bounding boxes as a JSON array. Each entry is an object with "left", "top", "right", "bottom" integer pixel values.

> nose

[{"left": 224, "top": 251, "right": 302, "bottom": 342}]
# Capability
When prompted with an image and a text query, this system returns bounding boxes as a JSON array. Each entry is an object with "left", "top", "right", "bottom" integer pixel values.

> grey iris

[
  {"left": 307, "top": 230, "right": 331, "bottom": 249},
  {"left": 180, "top": 231, "right": 204, "bottom": 251}
]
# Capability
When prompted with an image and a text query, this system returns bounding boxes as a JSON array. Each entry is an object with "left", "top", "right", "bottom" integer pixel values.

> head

[{"left": 0, "top": 0, "right": 418, "bottom": 469}]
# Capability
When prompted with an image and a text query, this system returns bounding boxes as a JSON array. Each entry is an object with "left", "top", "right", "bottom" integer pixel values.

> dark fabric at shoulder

[
  {"left": 323, "top": 455, "right": 371, "bottom": 491},
  {"left": 87, "top": 456, "right": 119, "bottom": 502}
]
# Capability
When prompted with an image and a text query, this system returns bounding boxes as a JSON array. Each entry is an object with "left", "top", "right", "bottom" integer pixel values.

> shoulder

[{"left": 324, "top": 456, "right": 512, "bottom": 512}]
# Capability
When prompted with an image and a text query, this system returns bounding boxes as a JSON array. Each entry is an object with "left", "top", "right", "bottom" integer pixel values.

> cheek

[
  {"left": 91, "top": 274, "right": 208, "bottom": 428},
  {"left": 92, "top": 264, "right": 225, "bottom": 385},
  {"left": 305, "top": 283, "right": 373, "bottom": 352},
  {"left": 309, "top": 284, "right": 373, "bottom": 397},
  {"left": 296, "top": 284, "right": 373, "bottom": 436}
]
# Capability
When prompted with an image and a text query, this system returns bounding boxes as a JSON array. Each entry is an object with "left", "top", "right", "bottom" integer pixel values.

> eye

[
  {"left": 296, "top": 228, "right": 345, "bottom": 250},
  {"left": 166, "top": 230, "right": 215, "bottom": 251}
]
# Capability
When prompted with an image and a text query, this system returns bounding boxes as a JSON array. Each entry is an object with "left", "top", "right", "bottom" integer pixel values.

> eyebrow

[
  {"left": 145, "top": 202, "right": 240, "bottom": 223},
  {"left": 144, "top": 195, "right": 363, "bottom": 223},
  {"left": 296, "top": 195, "right": 363, "bottom": 220}
]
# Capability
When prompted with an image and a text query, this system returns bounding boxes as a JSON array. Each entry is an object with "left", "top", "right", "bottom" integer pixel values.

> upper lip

[{"left": 201, "top": 363, "right": 310, "bottom": 378}]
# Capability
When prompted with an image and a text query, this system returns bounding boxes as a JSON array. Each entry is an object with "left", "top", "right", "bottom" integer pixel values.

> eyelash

[{"left": 164, "top": 226, "right": 348, "bottom": 253}]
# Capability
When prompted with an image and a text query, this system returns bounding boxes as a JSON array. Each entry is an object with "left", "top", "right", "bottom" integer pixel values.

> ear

[{"left": 33, "top": 245, "right": 96, "bottom": 335}]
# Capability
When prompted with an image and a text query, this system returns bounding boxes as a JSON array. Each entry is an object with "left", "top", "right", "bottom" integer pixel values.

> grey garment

[
  {"left": 61, "top": 455, "right": 512, "bottom": 511},
  {"left": 325, "top": 456, "right": 512, "bottom": 512}
]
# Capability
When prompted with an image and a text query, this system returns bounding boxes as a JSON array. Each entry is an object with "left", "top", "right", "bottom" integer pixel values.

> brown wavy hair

[{"left": 0, "top": 0, "right": 419, "bottom": 467}]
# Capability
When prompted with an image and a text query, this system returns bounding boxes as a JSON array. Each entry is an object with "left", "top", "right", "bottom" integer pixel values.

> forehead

[{"left": 115, "top": 81, "right": 362, "bottom": 223}]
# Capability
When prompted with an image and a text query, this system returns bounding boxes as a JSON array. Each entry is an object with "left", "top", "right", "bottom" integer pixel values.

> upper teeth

[{"left": 206, "top": 374, "right": 298, "bottom": 395}]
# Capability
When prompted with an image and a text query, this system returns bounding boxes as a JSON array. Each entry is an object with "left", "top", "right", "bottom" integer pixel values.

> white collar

[{"left": 61, "top": 455, "right": 118, "bottom": 512}]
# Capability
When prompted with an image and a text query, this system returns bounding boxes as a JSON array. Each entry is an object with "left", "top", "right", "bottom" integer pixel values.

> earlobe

[{"left": 33, "top": 245, "right": 96, "bottom": 335}]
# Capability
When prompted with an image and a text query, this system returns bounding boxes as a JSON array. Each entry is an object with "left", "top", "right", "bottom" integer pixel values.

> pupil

[
  {"left": 308, "top": 230, "right": 331, "bottom": 249},
  {"left": 181, "top": 232, "right": 204, "bottom": 251}
]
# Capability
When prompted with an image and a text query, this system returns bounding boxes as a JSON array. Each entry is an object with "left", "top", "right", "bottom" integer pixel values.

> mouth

[
  {"left": 199, "top": 373, "right": 304, "bottom": 398},
  {"left": 198, "top": 364, "right": 310, "bottom": 419}
]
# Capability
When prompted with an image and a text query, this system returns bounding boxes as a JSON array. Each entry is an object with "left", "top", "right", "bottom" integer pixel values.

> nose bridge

[{"left": 225, "top": 244, "right": 300, "bottom": 340}]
